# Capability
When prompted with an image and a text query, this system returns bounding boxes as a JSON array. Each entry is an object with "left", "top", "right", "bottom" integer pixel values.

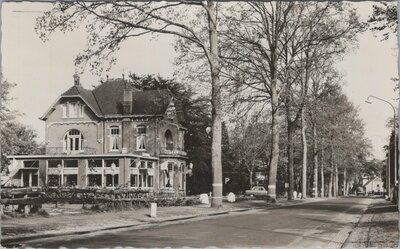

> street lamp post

[{"left": 366, "top": 95, "right": 397, "bottom": 199}]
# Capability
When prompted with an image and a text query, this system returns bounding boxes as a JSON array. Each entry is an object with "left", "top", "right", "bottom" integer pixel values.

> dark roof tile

[
  {"left": 92, "top": 79, "right": 126, "bottom": 115},
  {"left": 50, "top": 79, "right": 177, "bottom": 118},
  {"left": 62, "top": 85, "right": 102, "bottom": 115},
  {"left": 131, "top": 89, "right": 172, "bottom": 115}
]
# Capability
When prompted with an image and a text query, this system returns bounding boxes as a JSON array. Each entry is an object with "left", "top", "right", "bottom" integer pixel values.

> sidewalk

[
  {"left": 1, "top": 197, "right": 324, "bottom": 244},
  {"left": 343, "top": 198, "right": 399, "bottom": 248}
]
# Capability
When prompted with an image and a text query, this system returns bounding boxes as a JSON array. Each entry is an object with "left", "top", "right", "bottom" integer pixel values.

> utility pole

[{"left": 366, "top": 96, "right": 396, "bottom": 199}]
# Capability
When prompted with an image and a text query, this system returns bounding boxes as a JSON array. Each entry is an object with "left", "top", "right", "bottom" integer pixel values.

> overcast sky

[{"left": 1, "top": 2, "right": 398, "bottom": 160}]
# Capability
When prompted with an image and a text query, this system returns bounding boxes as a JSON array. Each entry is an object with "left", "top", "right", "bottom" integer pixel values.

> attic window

[{"left": 62, "top": 102, "right": 84, "bottom": 118}]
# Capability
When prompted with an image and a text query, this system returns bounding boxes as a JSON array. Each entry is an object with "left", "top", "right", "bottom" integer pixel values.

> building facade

[
  {"left": 362, "top": 176, "right": 384, "bottom": 195},
  {"left": 7, "top": 77, "right": 188, "bottom": 193}
]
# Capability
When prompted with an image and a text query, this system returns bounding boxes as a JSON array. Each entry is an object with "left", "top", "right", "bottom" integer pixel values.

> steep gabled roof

[
  {"left": 61, "top": 85, "right": 102, "bottom": 115},
  {"left": 363, "top": 176, "right": 382, "bottom": 187},
  {"left": 92, "top": 79, "right": 126, "bottom": 115},
  {"left": 41, "top": 78, "right": 180, "bottom": 120}
]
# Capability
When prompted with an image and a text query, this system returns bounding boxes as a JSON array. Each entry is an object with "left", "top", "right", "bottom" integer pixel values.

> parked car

[
  {"left": 245, "top": 186, "right": 268, "bottom": 197},
  {"left": 356, "top": 187, "right": 365, "bottom": 196}
]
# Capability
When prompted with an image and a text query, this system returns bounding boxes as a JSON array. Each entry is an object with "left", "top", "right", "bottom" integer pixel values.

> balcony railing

[
  {"left": 46, "top": 147, "right": 97, "bottom": 156},
  {"left": 160, "top": 146, "right": 187, "bottom": 156}
]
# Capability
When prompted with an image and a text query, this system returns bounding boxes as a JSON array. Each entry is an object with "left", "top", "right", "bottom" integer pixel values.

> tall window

[
  {"left": 63, "top": 129, "right": 83, "bottom": 152},
  {"left": 131, "top": 174, "right": 138, "bottom": 187},
  {"left": 165, "top": 130, "right": 174, "bottom": 150},
  {"left": 137, "top": 125, "right": 147, "bottom": 151},
  {"left": 110, "top": 126, "right": 120, "bottom": 151},
  {"left": 162, "top": 162, "right": 174, "bottom": 188},
  {"left": 147, "top": 175, "right": 153, "bottom": 188},
  {"left": 139, "top": 173, "right": 147, "bottom": 187},
  {"left": 62, "top": 102, "right": 84, "bottom": 118}
]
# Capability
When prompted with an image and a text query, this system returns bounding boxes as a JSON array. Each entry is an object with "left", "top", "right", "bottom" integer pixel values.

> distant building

[
  {"left": 363, "top": 176, "right": 384, "bottom": 195},
  {"left": 7, "top": 77, "right": 188, "bottom": 193}
]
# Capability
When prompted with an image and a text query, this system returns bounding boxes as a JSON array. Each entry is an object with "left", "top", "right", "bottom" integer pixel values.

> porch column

[
  {"left": 119, "top": 158, "right": 125, "bottom": 187},
  {"left": 20, "top": 171, "right": 24, "bottom": 187},
  {"left": 101, "top": 159, "right": 105, "bottom": 187},
  {"left": 153, "top": 160, "right": 159, "bottom": 192},
  {"left": 60, "top": 160, "right": 64, "bottom": 186},
  {"left": 39, "top": 160, "right": 46, "bottom": 187},
  {"left": 29, "top": 172, "right": 32, "bottom": 187},
  {"left": 124, "top": 158, "right": 130, "bottom": 186},
  {"left": 77, "top": 159, "right": 86, "bottom": 187}
]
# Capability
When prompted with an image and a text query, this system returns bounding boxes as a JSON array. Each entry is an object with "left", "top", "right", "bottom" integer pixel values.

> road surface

[{"left": 20, "top": 197, "right": 372, "bottom": 248}]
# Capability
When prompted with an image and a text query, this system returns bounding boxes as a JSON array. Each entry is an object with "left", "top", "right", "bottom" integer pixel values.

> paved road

[{"left": 20, "top": 197, "right": 372, "bottom": 248}]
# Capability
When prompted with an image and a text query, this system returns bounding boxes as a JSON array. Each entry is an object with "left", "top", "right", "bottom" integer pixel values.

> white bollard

[
  {"left": 227, "top": 192, "right": 236, "bottom": 203},
  {"left": 199, "top": 194, "right": 210, "bottom": 204},
  {"left": 150, "top": 203, "right": 157, "bottom": 218}
]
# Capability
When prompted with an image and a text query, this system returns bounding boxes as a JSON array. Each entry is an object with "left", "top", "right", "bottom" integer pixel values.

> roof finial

[{"left": 122, "top": 73, "right": 125, "bottom": 80}]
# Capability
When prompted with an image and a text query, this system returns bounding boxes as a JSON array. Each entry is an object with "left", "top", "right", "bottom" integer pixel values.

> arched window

[
  {"left": 165, "top": 130, "right": 174, "bottom": 150},
  {"left": 63, "top": 129, "right": 84, "bottom": 152}
]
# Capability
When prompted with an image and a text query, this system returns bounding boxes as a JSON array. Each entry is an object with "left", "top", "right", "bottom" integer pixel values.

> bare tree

[
  {"left": 36, "top": 1, "right": 224, "bottom": 207},
  {"left": 224, "top": 2, "right": 362, "bottom": 200},
  {"left": 231, "top": 117, "right": 268, "bottom": 188}
]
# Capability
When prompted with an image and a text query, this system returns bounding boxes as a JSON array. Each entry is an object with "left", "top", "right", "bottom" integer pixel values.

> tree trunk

[
  {"left": 329, "top": 130, "right": 334, "bottom": 198},
  {"left": 207, "top": 1, "right": 222, "bottom": 208},
  {"left": 249, "top": 170, "right": 253, "bottom": 188},
  {"left": 312, "top": 123, "right": 318, "bottom": 198},
  {"left": 328, "top": 170, "right": 333, "bottom": 198},
  {"left": 334, "top": 164, "right": 338, "bottom": 197},
  {"left": 320, "top": 137, "right": 325, "bottom": 197},
  {"left": 286, "top": 107, "right": 295, "bottom": 201},
  {"left": 301, "top": 107, "right": 307, "bottom": 199},
  {"left": 268, "top": 85, "right": 280, "bottom": 203},
  {"left": 343, "top": 169, "right": 347, "bottom": 196}
]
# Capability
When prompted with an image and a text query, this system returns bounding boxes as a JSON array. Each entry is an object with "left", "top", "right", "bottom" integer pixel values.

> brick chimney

[
  {"left": 73, "top": 74, "right": 80, "bottom": 86},
  {"left": 122, "top": 81, "right": 132, "bottom": 114}
]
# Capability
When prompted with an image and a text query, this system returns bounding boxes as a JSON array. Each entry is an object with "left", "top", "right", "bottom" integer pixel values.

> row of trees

[
  {"left": 34, "top": 1, "right": 379, "bottom": 203},
  {"left": 124, "top": 69, "right": 373, "bottom": 200}
]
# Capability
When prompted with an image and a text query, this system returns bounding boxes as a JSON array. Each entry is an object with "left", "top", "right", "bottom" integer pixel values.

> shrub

[{"left": 38, "top": 209, "right": 50, "bottom": 218}]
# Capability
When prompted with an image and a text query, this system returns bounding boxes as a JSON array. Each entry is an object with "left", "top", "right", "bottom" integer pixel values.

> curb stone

[
  {"left": 1, "top": 208, "right": 250, "bottom": 245},
  {"left": 341, "top": 198, "right": 396, "bottom": 248},
  {"left": 2, "top": 197, "right": 330, "bottom": 245},
  {"left": 340, "top": 198, "right": 375, "bottom": 249}
]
